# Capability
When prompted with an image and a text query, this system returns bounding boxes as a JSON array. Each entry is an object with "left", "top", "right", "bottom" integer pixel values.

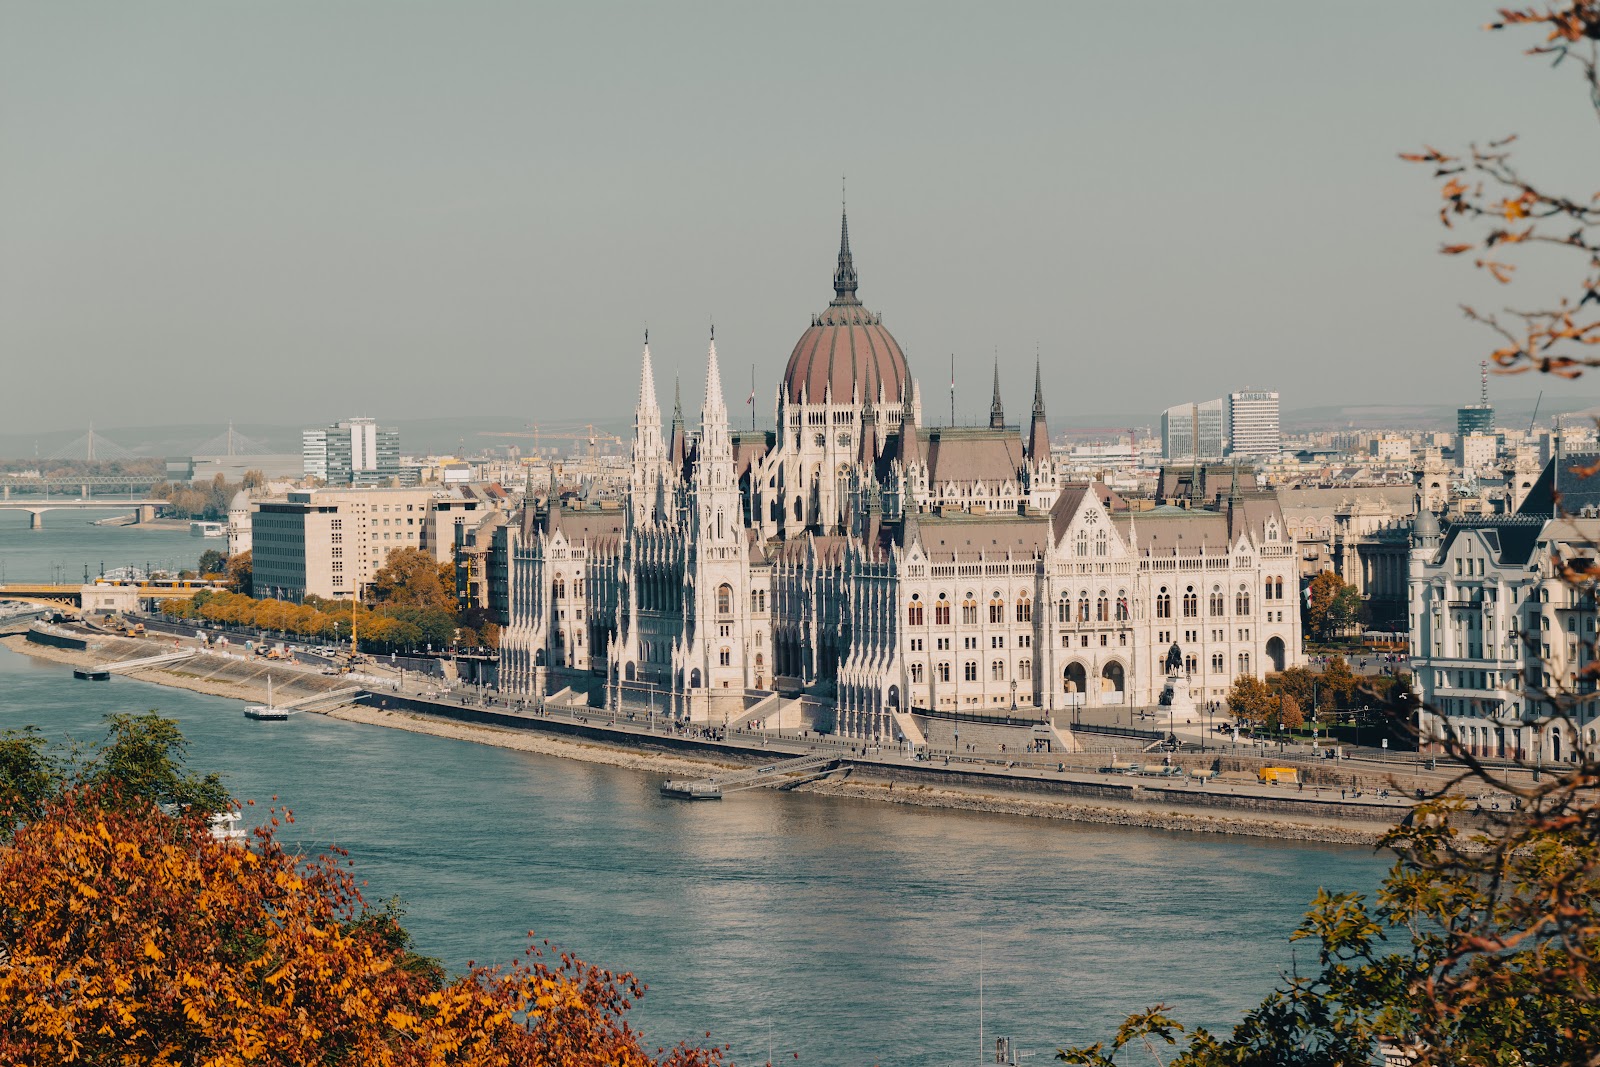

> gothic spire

[
  {"left": 1027, "top": 356, "right": 1050, "bottom": 461},
  {"left": 832, "top": 205, "right": 858, "bottom": 305},
  {"left": 637, "top": 329, "right": 659, "bottom": 416},
  {"left": 543, "top": 463, "right": 561, "bottom": 536},
  {"left": 989, "top": 358, "right": 1005, "bottom": 430},
  {"left": 669, "top": 373, "right": 687, "bottom": 473},
  {"left": 897, "top": 380, "right": 923, "bottom": 467}
]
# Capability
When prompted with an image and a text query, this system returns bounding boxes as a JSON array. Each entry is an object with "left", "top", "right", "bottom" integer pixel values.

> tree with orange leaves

[
  {"left": 0, "top": 713, "right": 723, "bottom": 1066},
  {"left": 0, "top": 787, "right": 723, "bottom": 1067}
]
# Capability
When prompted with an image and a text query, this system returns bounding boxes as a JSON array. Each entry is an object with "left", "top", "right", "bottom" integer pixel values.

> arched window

[
  {"left": 1235, "top": 584, "right": 1251, "bottom": 616},
  {"left": 1115, "top": 591, "right": 1129, "bottom": 621},
  {"left": 1095, "top": 529, "right": 1108, "bottom": 557},
  {"left": 1211, "top": 653, "right": 1224, "bottom": 672},
  {"left": 991, "top": 660, "right": 1005, "bottom": 681},
  {"left": 1264, "top": 580, "right": 1274, "bottom": 602},
  {"left": 964, "top": 660, "right": 978, "bottom": 681},
  {"left": 719, "top": 647, "right": 731, "bottom": 666},
  {"left": 1075, "top": 531, "right": 1089, "bottom": 557},
  {"left": 1183, "top": 586, "right": 1197, "bottom": 618},
  {"left": 553, "top": 576, "right": 565, "bottom": 599},
  {"left": 717, "top": 583, "right": 733, "bottom": 615},
  {"left": 938, "top": 661, "right": 951, "bottom": 682},
  {"left": 935, "top": 593, "right": 951, "bottom": 625},
  {"left": 1210, "top": 586, "right": 1224, "bottom": 615},
  {"left": 910, "top": 662, "right": 924, "bottom": 683},
  {"left": 1016, "top": 593, "right": 1032, "bottom": 623},
  {"left": 1156, "top": 587, "right": 1171, "bottom": 619},
  {"left": 1077, "top": 593, "right": 1090, "bottom": 622},
  {"left": 1275, "top": 577, "right": 1284, "bottom": 600},
  {"left": 1057, "top": 596, "right": 1070, "bottom": 624},
  {"left": 1096, "top": 591, "right": 1109, "bottom": 622},
  {"left": 1238, "top": 651, "right": 1251, "bottom": 675},
  {"left": 908, "top": 595, "right": 924, "bottom": 627},
  {"left": 989, "top": 594, "right": 1005, "bottom": 624},
  {"left": 1184, "top": 654, "right": 1197, "bottom": 675},
  {"left": 963, "top": 596, "right": 979, "bottom": 625}
]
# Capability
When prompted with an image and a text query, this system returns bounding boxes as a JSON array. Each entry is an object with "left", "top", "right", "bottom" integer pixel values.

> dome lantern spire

[{"left": 832, "top": 184, "right": 858, "bottom": 305}]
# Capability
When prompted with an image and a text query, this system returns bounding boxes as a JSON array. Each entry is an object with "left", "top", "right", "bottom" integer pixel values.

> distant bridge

[
  {"left": 0, "top": 497, "right": 166, "bottom": 528},
  {"left": 2, "top": 476, "right": 165, "bottom": 496}
]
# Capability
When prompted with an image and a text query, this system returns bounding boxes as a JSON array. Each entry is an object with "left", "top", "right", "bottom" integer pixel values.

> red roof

[{"left": 782, "top": 306, "right": 908, "bottom": 405}]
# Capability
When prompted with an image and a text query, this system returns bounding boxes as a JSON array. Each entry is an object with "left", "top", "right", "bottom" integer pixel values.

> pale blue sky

[{"left": 2, "top": 2, "right": 1595, "bottom": 435}]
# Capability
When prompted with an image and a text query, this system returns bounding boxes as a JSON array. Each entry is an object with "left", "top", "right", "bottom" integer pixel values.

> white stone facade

[{"left": 496, "top": 219, "right": 1303, "bottom": 739}]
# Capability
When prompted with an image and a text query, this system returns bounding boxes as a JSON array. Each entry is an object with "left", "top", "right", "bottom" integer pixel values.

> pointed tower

[
  {"left": 989, "top": 360, "right": 1005, "bottom": 430},
  {"left": 543, "top": 464, "right": 561, "bottom": 536},
  {"left": 859, "top": 399, "right": 879, "bottom": 471},
  {"left": 834, "top": 206, "right": 858, "bottom": 303},
  {"left": 630, "top": 331, "right": 666, "bottom": 525},
  {"left": 687, "top": 327, "right": 751, "bottom": 702},
  {"left": 669, "top": 374, "right": 688, "bottom": 478},
  {"left": 1027, "top": 358, "right": 1049, "bottom": 461}
]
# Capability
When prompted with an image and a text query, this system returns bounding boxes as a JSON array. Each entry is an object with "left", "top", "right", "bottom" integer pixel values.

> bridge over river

[{"left": 0, "top": 496, "right": 166, "bottom": 528}]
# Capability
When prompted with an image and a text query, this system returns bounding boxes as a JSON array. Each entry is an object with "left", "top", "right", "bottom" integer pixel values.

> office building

[
  {"left": 302, "top": 418, "right": 401, "bottom": 486},
  {"left": 1228, "top": 391, "right": 1281, "bottom": 456},
  {"left": 1159, "top": 398, "right": 1226, "bottom": 461},
  {"left": 253, "top": 486, "right": 441, "bottom": 602}
]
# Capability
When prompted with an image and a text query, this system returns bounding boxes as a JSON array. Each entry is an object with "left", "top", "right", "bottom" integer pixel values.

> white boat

[
  {"left": 243, "top": 675, "right": 291, "bottom": 721},
  {"left": 190, "top": 521, "right": 227, "bottom": 538}
]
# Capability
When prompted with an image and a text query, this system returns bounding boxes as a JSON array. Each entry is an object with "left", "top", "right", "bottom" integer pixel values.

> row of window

[
  {"left": 1156, "top": 585, "right": 1254, "bottom": 619},
  {"left": 908, "top": 659, "right": 1037, "bottom": 684}
]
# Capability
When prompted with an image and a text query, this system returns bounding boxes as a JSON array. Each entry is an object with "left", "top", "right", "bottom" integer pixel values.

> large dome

[{"left": 781, "top": 212, "right": 909, "bottom": 405}]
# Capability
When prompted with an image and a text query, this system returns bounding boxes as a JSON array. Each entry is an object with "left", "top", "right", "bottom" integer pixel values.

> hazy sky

[{"left": 4, "top": 2, "right": 1597, "bottom": 437}]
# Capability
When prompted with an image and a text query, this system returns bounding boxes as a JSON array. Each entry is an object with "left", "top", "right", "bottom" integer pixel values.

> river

[
  {"left": 0, "top": 507, "right": 205, "bottom": 583},
  {"left": 0, "top": 643, "right": 1390, "bottom": 1065}
]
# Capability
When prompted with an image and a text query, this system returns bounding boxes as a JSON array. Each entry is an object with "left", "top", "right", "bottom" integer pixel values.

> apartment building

[{"left": 253, "top": 486, "right": 442, "bottom": 602}]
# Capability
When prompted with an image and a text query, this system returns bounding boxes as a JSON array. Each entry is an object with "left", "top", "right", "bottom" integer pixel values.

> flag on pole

[{"left": 746, "top": 389, "right": 755, "bottom": 405}]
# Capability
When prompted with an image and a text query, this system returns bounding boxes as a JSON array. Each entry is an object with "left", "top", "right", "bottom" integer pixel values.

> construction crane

[{"left": 479, "top": 423, "right": 625, "bottom": 460}]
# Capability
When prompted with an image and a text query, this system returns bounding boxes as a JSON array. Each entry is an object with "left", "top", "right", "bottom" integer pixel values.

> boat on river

[{"left": 243, "top": 675, "right": 291, "bottom": 721}]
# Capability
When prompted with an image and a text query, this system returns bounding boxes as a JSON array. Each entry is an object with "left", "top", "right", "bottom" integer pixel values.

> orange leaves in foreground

[{"left": 0, "top": 789, "right": 723, "bottom": 1067}]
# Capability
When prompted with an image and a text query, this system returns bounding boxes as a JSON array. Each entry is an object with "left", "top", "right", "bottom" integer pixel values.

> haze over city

[{"left": 5, "top": 1, "right": 1597, "bottom": 440}]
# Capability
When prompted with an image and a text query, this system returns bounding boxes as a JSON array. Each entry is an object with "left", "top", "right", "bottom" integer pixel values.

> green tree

[
  {"left": 0, "top": 726, "right": 62, "bottom": 831},
  {"left": 1305, "top": 570, "right": 1358, "bottom": 642},
  {"left": 87, "top": 712, "right": 229, "bottom": 815},
  {"left": 1329, "top": 583, "right": 1364, "bottom": 637}
]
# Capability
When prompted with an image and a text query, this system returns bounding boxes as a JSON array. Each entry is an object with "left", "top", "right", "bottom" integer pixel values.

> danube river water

[
  {"left": 0, "top": 508, "right": 203, "bottom": 583},
  {"left": 0, "top": 645, "right": 1391, "bottom": 1065}
]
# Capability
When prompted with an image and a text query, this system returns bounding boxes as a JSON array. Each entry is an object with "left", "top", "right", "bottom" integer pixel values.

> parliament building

[{"left": 497, "top": 214, "right": 1302, "bottom": 739}]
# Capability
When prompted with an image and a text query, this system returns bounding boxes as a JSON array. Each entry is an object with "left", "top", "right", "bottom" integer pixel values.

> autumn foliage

[{"left": 0, "top": 788, "right": 722, "bottom": 1066}]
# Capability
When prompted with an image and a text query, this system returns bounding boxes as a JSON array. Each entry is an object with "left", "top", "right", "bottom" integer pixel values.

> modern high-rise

[
  {"left": 302, "top": 418, "right": 401, "bottom": 486},
  {"left": 1228, "top": 391, "right": 1281, "bottom": 456},
  {"left": 1159, "top": 398, "right": 1226, "bottom": 461},
  {"left": 302, "top": 430, "right": 329, "bottom": 482}
]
